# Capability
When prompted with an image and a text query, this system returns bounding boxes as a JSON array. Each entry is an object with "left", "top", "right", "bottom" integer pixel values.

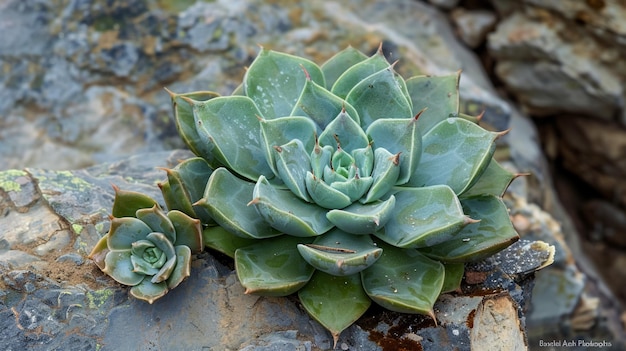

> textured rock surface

[{"left": 0, "top": 149, "right": 553, "bottom": 351}]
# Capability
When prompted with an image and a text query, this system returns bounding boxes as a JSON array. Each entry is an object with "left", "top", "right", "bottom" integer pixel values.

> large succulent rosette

[{"left": 164, "top": 46, "right": 519, "bottom": 342}]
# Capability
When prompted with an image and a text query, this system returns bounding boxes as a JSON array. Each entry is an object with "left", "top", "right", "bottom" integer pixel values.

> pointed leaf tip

[{"left": 163, "top": 87, "right": 176, "bottom": 98}]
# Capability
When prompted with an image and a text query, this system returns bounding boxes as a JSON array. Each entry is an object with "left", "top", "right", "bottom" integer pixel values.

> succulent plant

[
  {"left": 89, "top": 186, "right": 203, "bottom": 303},
  {"left": 131, "top": 44, "right": 519, "bottom": 344}
]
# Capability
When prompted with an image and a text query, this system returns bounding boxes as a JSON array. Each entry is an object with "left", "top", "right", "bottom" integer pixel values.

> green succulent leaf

[
  {"left": 331, "top": 48, "right": 390, "bottom": 99},
  {"left": 135, "top": 205, "right": 176, "bottom": 243},
  {"left": 321, "top": 46, "right": 368, "bottom": 90},
  {"left": 310, "top": 144, "right": 334, "bottom": 179},
  {"left": 198, "top": 168, "right": 281, "bottom": 239},
  {"left": 327, "top": 195, "right": 396, "bottom": 235},
  {"left": 405, "top": 73, "right": 460, "bottom": 135},
  {"left": 88, "top": 234, "right": 109, "bottom": 270},
  {"left": 374, "top": 185, "right": 468, "bottom": 248},
  {"left": 409, "top": 118, "right": 496, "bottom": 193},
  {"left": 362, "top": 148, "right": 401, "bottom": 203},
  {"left": 166, "top": 245, "right": 192, "bottom": 290},
  {"left": 291, "top": 77, "right": 360, "bottom": 131},
  {"left": 260, "top": 116, "right": 317, "bottom": 178},
  {"left": 169, "top": 90, "right": 222, "bottom": 165},
  {"left": 159, "top": 157, "right": 214, "bottom": 224},
  {"left": 244, "top": 49, "right": 325, "bottom": 119},
  {"left": 273, "top": 139, "right": 312, "bottom": 202},
  {"left": 235, "top": 235, "right": 315, "bottom": 296},
  {"left": 252, "top": 175, "right": 333, "bottom": 237},
  {"left": 318, "top": 109, "right": 369, "bottom": 153},
  {"left": 167, "top": 210, "right": 203, "bottom": 253},
  {"left": 366, "top": 116, "right": 422, "bottom": 185},
  {"left": 419, "top": 195, "right": 519, "bottom": 263},
  {"left": 361, "top": 242, "right": 444, "bottom": 315},
  {"left": 107, "top": 217, "right": 153, "bottom": 251},
  {"left": 460, "top": 158, "right": 517, "bottom": 198},
  {"left": 129, "top": 277, "right": 168, "bottom": 304},
  {"left": 298, "top": 271, "right": 370, "bottom": 346},
  {"left": 441, "top": 263, "right": 464, "bottom": 293},
  {"left": 297, "top": 229, "right": 382, "bottom": 276},
  {"left": 192, "top": 96, "right": 273, "bottom": 182},
  {"left": 111, "top": 187, "right": 158, "bottom": 219},
  {"left": 305, "top": 172, "right": 352, "bottom": 210},
  {"left": 202, "top": 226, "right": 256, "bottom": 258},
  {"left": 103, "top": 250, "right": 145, "bottom": 286},
  {"left": 329, "top": 176, "right": 373, "bottom": 203},
  {"left": 346, "top": 67, "right": 413, "bottom": 129}
]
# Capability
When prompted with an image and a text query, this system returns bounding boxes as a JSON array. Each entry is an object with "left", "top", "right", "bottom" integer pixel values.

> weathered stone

[{"left": 451, "top": 8, "right": 497, "bottom": 48}]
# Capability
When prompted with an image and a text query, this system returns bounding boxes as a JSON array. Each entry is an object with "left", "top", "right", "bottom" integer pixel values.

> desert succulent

[
  {"left": 149, "top": 45, "right": 520, "bottom": 343},
  {"left": 89, "top": 186, "right": 203, "bottom": 303}
]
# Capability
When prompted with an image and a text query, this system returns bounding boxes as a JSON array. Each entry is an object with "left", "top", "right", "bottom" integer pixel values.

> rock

[
  {"left": 487, "top": 1, "right": 625, "bottom": 123},
  {"left": 451, "top": 8, "right": 497, "bottom": 48},
  {"left": 0, "top": 149, "right": 553, "bottom": 350}
]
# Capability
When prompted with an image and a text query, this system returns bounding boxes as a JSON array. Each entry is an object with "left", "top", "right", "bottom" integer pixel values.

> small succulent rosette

[
  {"left": 90, "top": 186, "right": 203, "bottom": 303},
  {"left": 162, "top": 44, "right": 521, "bottom": 343}
]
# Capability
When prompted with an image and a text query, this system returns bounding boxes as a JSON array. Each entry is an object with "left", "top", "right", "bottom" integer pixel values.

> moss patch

[{"left": 0, "top": 169, "right": 28, "bottom": 192}]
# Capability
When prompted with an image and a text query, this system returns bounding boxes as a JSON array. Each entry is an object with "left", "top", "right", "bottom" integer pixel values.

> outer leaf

[
  {"left": 321, "top": 46, "right": 368, "bottom": 90},
  {"left": 318, "top": 110, "right": 369, "bottom": 153},
  {"left": 88, "top": 234, "right": 109, "bottom": 270},
  {"left": 166, "top": 245, "right": 192, "bottom": 290},
  {"left": 366, "top": 116, "right": 422, "bottom": 185},
  {"left": 405, "top": 73, "right": 460, "bottom": 135},
  {"left": 111, "top": 187, "right": 158, "bottom": 218},
  {"left": 331, "top": 49, "right": 390, "bottom": 99},
  {"left": 167, "top": 210, "right": 203, "bottom": 253},
  {"left": 409, "top": 118, "right": 497, "bottom": 193},
  {"left": 169, "top": 90, "right": 222, "bottom": 165},
  {"left": 260, "top": 116, "right": 317, "bottom": 178},
  {"left": 159, "top": 157, "right": 214, "bottom": 224},
  {"left": 361, "top": 242, "right": 444, "bottom": 315},
  {"left": 273, "top": 139, "right": 312, "bottom": 202},
  {"left": 419, "top": 195, "right": 520, "bottom": 263},
  {"left": 297, "top": 229, "right": 382, "bottom": 276},
  {"left": 374, "top": 185, "right": 468, "bottom": 248},
  {"left": 244, "top": 49, "right": 325, "bottom": 119},
  {"left": 103, "top": 251, "right": 145, "bottom": 286},
  {"left": 193, "top": 96, "right": 273, "bottom": 182},
  {"left": 202, "top": 226, "right": 256, "bottom": 258},
  {"left": 129, "top": 277, "right": 168, "bottom": 304},
  {"left": 252, "top": 176, "right": 333, "bottom": 237},
  {"left": 441, "top": 263, "right": 464, "bottom": 293},
  {"left": 136, "top": 205, "right": 176, "bottom": 243},
  {"left": 107, "top": 217, "right": 153, "bottom": 251},
  {"left": 291, "top": 78, "right": 360, "bottom": 131},
  {"left": 460, "top": 158, "right": 516, "bottom": 198},
  {"left": 299, "top": 272, "right": 371, "bottom": 347},
  {"left": 198, "top": 168, "right": 281, "bottom": 239},
  {"left": 327, "top": 196, "right": 396, "bottom": 235},
  {"left": 345, "top": 67, "right": 413, "bottom": 129},
  {"left": 235, "top": 235, "right": 315, "bottom": 296}
]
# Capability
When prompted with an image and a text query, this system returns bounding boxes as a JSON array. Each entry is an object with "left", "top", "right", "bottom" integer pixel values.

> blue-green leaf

[
  {"left": 244, "top": 49, "right": 325, "bottom": 119},
  {"left": 299, "top": 271, "right": 370, "bottom": 347},
  {"left": 327, "top": 196, "right": 396, "bottom": 235},
  {"left": 297, "top": 229, "right": 382, "bottom": 276},
  {"left": 361, "top": 242, "right": 444, "bottom": 316},
  {"left": 321, "top": 46, "right": 368, "bottom": 90},
  {"left": 260, "top": 116, "right": 317, "bottom": 178},
  {"left": 409, "top": 118, "right": 497, "bottom": 194},
  {"left": 318, "top": 110, "right": 369, "bottom": 153},
  {"left": 235, "top": 236, "right": 315, "bottom": 296},
  {"left": 405, "top": 73, "right": 460, "bottom": 135},
  {"left": 273, "top": 139, "right": 312, "bottom": 202},
  {"left": 192, "top": 96, "right": 273, "bottom": 182},
  {"left": 419, "top": 195, "right": 519, "bottom": 263},
  {"left": 374, "top": 185, "right": 469, "bottom": 248},
  {"left": 251, "top": 175, "right": 333, "bottom": 237},
  {"left": 197, "top": 168, "right": 281, "bottom": 239}
]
